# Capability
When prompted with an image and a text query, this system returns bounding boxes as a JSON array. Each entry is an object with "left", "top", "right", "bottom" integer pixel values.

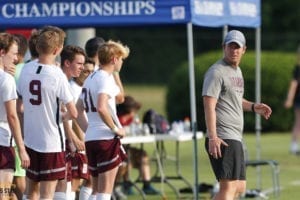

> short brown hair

[
  {"left": 117, "top": 96, "right": 141, "bottom": 116},
  {"left": 60, "top": 45, "right": 86, "bottom": 67},
  {"left": 0, "top": 33, "right": 18, "bottom": 53},
  {"left": 13, "top": 34, "right": 28, "bottom": 58},
  {"left": 36, "top": 26, "right": 66, "bottom": 55},
  {"left": 85, "top": 37, "right": 105, "bottom": 58},
  {"left": 98, "top": 40, "right": 129, "bottom": 66},
  {"left": 84, "top": 57, "right": 95, "bottom": 66},
  {"left": 28, "top": 30, "right": 39, "bottom": 58}
]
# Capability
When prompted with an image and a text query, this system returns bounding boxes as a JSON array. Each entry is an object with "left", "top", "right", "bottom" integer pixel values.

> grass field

[
  {"left": 124, "top": 84, "right": 167, "bottom": 117},
  {"left": 124, "top": 133, "right": 300, "bottom": 200},
  {"left": 123, "top": 84, "right": 300, "bottom": 199}
]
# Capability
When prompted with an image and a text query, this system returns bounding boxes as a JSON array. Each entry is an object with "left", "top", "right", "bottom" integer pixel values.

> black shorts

[
  {"left": 205, "top": 138, "right": 246, "bottom": 181},
  {"left": 123, "top": 145, "right": 148, "bottom": 168}
]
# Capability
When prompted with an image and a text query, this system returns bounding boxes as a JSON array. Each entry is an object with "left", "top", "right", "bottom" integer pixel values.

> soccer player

[
  {"left": 0, "top": 32, "right": 30, "bottom": 200},
  {"left": 17, "top": 26, "right": 77, "bottom": 200},
  {"left": 55, "top": 44, "right": 86, "bottom": 200},
  {"left": 76, "top": 40, "right": 129, "bottom": 200}
]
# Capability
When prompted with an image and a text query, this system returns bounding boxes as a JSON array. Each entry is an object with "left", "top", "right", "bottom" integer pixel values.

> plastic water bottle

[
  {"left": 131, "top": 114, "right": 142, "bottom": 135},
  {"left": 143, "top": 123, "right": 150, "bottom": 135},
  {"left": 183, "top": 117, "right": 191, "bottom": 132},
  {"left": 130, "top": 122, "right": 137, "bottom": 136}
]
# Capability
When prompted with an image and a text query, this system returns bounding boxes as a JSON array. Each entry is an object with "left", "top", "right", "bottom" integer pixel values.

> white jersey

[
  {"left": 0, "top": 69, "right": 17, "bottom": 147},
  {"left": 17, "top": 62, "right": 74, "bottom": 153},
  {"left": 69, "top": 79, "right": 82, "bottom": 102},
  {"left": 80, "top": 70, "right": 121, "bottom": 141}
]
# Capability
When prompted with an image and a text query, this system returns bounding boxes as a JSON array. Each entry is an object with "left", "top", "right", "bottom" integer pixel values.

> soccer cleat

[{"left": 142, "top": 185, "right": 160, "bottom": 195}]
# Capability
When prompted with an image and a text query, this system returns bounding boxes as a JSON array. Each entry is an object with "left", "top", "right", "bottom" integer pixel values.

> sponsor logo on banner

[
  {"left": 194, "top": 0, "right": 224, "bottom": 16},
  {"left": 229, "top": 2, "right": 257, "bottom": 18},
  {"left": 171, "top": 6, "right": 185, "bottom": 20},
  {"left": 1, "top": 1, "right": 156, "bottom": 18}
]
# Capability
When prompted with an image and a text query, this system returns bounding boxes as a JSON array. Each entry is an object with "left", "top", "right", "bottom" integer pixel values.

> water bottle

[
  {"left": 183, "top": 117, "right": 191, "bottom": 132},
  {"left": 143, "top": 123, "right": 150, "bottom": 135}
]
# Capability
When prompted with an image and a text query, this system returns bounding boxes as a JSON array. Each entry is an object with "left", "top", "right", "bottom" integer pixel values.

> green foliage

[
  {"left": 96, "top": 25, "right": 188, "bottom": 84},
  {"left": 262, "top": 1, "right": 300, "bottom": 32},
  {"left": 90, "top": 1, "right": 300, "bottom": 85},
  {"left": 167, "top": 51, "right": 296, "bottom": 132}
]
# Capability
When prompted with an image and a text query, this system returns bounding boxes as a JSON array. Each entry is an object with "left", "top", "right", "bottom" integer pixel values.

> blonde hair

[
  {"left": 36, "top": 26, "right": 66, "bottom": 55},
  {"left": 98, "top": 40, "right": 130, "bottom": 66}
]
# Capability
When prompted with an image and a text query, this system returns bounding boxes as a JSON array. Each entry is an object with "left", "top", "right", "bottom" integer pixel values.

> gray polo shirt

[{"left": 202, "top": 59, "right": 244, "bottom": 141}]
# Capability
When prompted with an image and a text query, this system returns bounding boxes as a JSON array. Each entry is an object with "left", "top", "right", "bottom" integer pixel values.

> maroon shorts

[
  {"left": 70, "top": 152, "right": 89, "bottom": 180},
  {"left": 85, "top": 138, "right": 127, "bottom": 177},
  {"left": 25, "top": 147, "right": 66, "bottom": 182},
  {"left": 0, "top": 146, "right": 15, "bottom": 170},
  {"left": 66, "top": 152, "right": 72, "bottom": 182},
  {"left": 65, "top": 142, "right": 72, "bottom": 182}
]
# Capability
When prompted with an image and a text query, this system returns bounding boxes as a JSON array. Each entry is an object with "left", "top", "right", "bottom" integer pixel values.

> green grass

[
  {"left": 124, "top": 133, "right": 300, "bottom": 200},
  {"left": 121, "top": 84, "right": 300, "bottom": 199},
  {"left": 124, "top": 84, "right": 167, "bottom": 118}
]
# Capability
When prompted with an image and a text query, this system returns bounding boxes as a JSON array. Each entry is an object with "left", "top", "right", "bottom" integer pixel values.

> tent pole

[
  {"left": 222, "top": 25, "right": 228, "bottom": 40},
  {"left": 66, "top": 28, "right": 96, "bottom": 48},
  {"left": 187, "top": 22, "right": 199, "bottom": 199},
  {"left": 255, "top": 27, "right": 262, "bottom": 189}
]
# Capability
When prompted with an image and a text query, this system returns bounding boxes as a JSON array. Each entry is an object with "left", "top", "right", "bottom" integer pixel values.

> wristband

[
  {"left": 112, "top": 126, "right": 119, "bottom": 133},
  {"left": 251, "top": 103, "right": 255, "bottom": 112}
]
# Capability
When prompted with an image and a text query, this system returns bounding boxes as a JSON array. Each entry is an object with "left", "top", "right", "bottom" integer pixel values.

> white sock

[
  {"left": 96, "top": 193, "right": 111, "bottom": 200},
  {"left": 66, "top": 181, "right": 72, "bottom": 199},
  {"left": 53, "top": 192, "right": 66, "bottom": 200},
  {"left": 290, "top": 141, "right": 299, "bottom": 152},
  {"left": 79, "top": 186, "right": 92, "bottom": 200},
  {"left": 70, "top": 191, "right": 76, "bottom": 200},
  {"left": 88, "top": 195, "right": 96, "bottom": 200}
]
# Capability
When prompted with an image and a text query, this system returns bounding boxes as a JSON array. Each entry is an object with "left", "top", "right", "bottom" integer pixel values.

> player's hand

[
  {"left": 208, "top": 137, "right": 228, "bottom": 159},
  {"left": 254, "top": 103, "right": 272, "bottom": 120},
  {"left": 4, "top": 64, "right": 16, "bottom": 76},
  {"left": 72, "top": 136, "right": 85, "bottom": 152},
  {"left": 115, "top": 127, "right": 126, "bottom": 138},
  {"left": 18, "top": 148, "right": 30, "bottom": 168}
]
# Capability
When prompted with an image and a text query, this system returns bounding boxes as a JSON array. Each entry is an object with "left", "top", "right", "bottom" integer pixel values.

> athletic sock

[
  {"left": 53, "top": 192, "right": 66, "bottom": 200},
  {"left": 70, "top": 191, "right": 76, "bottom": 200},
  {"left": 96, "top": 193, "right": 111, "bottom": 200},
  {"left": 87, "top": 194, "right": 96, "bottom": 200},
  {"left": 79, "top": 186, "right": 93, "bottom": 200}
]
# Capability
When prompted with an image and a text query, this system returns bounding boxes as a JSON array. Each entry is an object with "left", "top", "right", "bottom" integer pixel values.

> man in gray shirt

[{"left": 202, "top": 30, "right": 272, "bottom": 200}]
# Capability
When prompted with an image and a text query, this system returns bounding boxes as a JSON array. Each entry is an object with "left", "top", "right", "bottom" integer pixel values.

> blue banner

[
  {"left": 227, "top": 0, "right": 260, "bottom": 28},
  {"left": 0, "top": 0, "right": 260, "bottom": 28},
  {"left": 0, "top": 0, "right": 191, "bottom": 28},
  {"left": 191, "top": 0, "right": 260, "bottom": 28},
  {"left": 191, "top": 0, "right": 227, "bottom": 27}
]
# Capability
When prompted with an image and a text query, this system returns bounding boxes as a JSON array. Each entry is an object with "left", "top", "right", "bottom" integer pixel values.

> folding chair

[
  {"left": 243, "top": 141, "right": 280, "bottom": 198},
  {"left": 245, "top": 159, "right": 280, "bottom": 197}
]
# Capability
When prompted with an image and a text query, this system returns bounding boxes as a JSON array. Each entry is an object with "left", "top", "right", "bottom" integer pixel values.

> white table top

[
  {"left": 155, "top": 131, "right": 203, "bottom": 142},
  {"left": 121, "top": 135, "right": 155, "bottom": 144},
  {"left": 121, "top": 131, "right": 203, "bottom": 144}
]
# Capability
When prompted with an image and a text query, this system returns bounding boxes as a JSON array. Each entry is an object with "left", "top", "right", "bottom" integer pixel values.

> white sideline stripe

[{"left": 289, "top": 180, "right": 300, "bottom": 186}]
